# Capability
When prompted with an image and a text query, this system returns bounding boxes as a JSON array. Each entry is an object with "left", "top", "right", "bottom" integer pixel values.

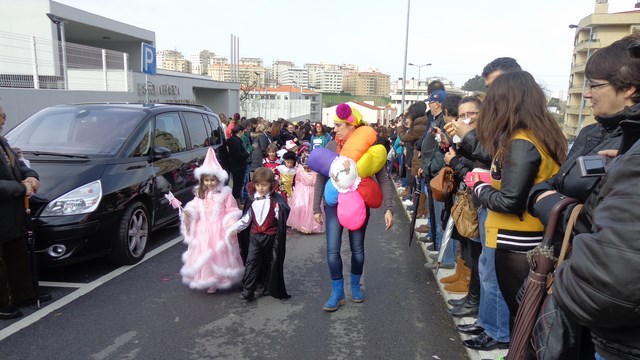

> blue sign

[{"left": 141, "top": 43, "right": 156, "bottom": 75}]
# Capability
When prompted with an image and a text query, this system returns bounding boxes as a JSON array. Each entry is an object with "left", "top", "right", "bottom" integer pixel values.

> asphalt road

[{"left": 0, "top": 202, "right": 468, "bottom": 360}]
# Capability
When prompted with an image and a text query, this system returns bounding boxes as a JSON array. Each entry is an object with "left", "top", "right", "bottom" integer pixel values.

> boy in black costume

[{"left": 231, "top": 167, "right": 290, "bottom": 301}]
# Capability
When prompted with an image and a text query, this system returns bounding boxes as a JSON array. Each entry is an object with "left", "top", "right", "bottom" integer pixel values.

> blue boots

[
  {"left": 323, "top": 279, "right": 346, "bottom": 312},
  {"left": 350, "top": 273, "right": 364, "bottom": 303}
]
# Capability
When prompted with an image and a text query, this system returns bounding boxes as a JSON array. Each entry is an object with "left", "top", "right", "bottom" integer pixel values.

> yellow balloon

[{"left": 356, "top": 144, "right": 387, "bottom": 178}]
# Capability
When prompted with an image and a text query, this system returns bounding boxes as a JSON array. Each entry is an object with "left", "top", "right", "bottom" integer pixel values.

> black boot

[
  {"left": 447, "top": 295, "right": 467, "bottom": 307},
  {"left": 447, "top": 291, "right": 479, "bottom": 317}
]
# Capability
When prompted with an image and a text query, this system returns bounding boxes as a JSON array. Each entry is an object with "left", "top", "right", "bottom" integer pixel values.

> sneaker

[
  {"left": 402, "top": 199, "right": 413, "bottom": 206},
  {"left": 415, "top": 224, "right": 430, "bottom": 233},
  {"left": 418, "top": 235, "right": 432, "bottom": 243},
  {"left": 426, "top": 244, "right": 437, "bottom": 251},
  {"left": 429, "top": 252, "right": 439, "bottom": 260}
]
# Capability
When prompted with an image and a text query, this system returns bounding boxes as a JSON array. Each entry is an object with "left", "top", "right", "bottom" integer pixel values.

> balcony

[
  {"left": 565, "top": 104, "right": 591, "bottom": 116},
  {"left": 571, "top": 62, "right": 586, "bottom": 73},
  {"left": 574, "top": 39, "right": 601, "bottom": 53}
]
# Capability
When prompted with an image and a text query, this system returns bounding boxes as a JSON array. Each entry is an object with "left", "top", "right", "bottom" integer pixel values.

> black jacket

[
  {"left": 0, "top": 137, "right": 39, "bottom": 243},
  {"left": 528, "top": 108, "right": 626, "bottom": 229},
  {"left": 226, "top": 135, "right": 250, "bottom": 171},
  {"left": 420, "top": 112, "right": 446, "bottom": 178},
  {"left": 553, "top": 115, "right": 640, "bottom": 360}
]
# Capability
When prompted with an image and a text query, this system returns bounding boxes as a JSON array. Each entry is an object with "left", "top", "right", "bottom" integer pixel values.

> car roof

[{"left": 59, "top": 102, "right": 216, "bottom": 115}]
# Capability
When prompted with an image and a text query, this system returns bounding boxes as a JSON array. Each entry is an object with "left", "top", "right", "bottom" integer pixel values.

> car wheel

[{"left": 109, "top": 201, "right": 149, "bottom": 265}]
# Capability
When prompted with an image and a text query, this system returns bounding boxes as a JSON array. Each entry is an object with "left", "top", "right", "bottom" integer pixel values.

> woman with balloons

[{"left": 309, "top": 103, "right": 395, "bottom": 312}]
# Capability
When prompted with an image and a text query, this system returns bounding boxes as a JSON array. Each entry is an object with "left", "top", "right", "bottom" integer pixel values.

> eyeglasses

[
  {"left": 458, "top": 112, "right": 479, "bottom": 119},
  {"left": 588, "top": 82, "right": 611, "bottom": 91}
]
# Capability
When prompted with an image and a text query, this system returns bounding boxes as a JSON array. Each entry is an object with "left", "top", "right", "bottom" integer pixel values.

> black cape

[{"left": 238, "top": 184, "right": 291, "bottom": 299}]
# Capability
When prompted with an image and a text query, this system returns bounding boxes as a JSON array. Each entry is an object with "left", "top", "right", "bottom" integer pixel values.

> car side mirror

[{"left": 151, "top": 146, "right": 171, "bottom": 160}]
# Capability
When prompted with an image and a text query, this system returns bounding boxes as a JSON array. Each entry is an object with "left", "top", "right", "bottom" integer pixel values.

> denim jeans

[
  {"left": 324, "top": 205, "right": 370, "bottom": 279},
  {"left": 476, "top": 207, "right": 511, "bottom": 342},
  {"left": 595, "top": 353, "right": 605, "bottom": 360},
  {"left": 431, "top": 199, "right": 457, "bottom": 265},
  {"left": 240, "top": 166, "right": 251, "bottom": 201}
]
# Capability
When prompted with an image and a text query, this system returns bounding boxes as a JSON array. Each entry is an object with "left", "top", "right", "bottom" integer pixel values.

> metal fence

[{"left": 0, "top": 30, "right": 131, "bottom": 91}]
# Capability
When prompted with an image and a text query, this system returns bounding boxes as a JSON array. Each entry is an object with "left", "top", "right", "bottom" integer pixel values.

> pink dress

[
  {"left": 180, "top": 186, "right": 245, "bottom": 291},
  {"left": 286, "top": 166, "right": 324, "bottom": 234}
]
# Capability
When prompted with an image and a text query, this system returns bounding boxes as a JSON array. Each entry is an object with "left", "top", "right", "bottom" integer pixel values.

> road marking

[{"left": 0, "top": 236, "right": 184, "bottom": 342}]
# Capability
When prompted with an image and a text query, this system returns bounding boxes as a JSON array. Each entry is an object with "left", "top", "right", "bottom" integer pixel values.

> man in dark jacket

[{"left": 0, "top": 105, "right": 41, "bottom": 319}]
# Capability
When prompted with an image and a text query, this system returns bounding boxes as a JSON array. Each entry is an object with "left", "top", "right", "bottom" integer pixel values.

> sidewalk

[{"left": 396, "top": 185, "right": 508, "bottom": 360}]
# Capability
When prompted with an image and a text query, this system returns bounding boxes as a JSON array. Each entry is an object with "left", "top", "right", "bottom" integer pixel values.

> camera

[{"left": 576, "top": 155, "right": 610, "bottom": 177}]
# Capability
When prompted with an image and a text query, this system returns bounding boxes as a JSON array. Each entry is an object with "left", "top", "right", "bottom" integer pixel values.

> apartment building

[
  {"left": 158, "top": 50, "right": 192, "bottom": 73},
  {"left": 189, "top": 50, "right": 215, "bottom": 75},
  {"left": 343, "top": 71, "right": 391, "bottom": 97},
  {"left": 564, "top": 0, "right": 640, "bottom": 139},
  {"left": 272, "top": 60, "right": 295, "bottom": 85},
  {"left": 281, "top": 68, "right": 309, "bottom": 88}
]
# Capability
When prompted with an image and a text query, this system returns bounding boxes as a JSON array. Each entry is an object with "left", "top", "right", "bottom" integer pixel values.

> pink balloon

[{"left": 337, "top": 191, "right": 366, "bottom": 230}]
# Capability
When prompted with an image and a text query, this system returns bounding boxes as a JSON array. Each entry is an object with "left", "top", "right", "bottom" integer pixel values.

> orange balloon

[{"left": 340, "top": 126, "right": 377, "bottom": 162}]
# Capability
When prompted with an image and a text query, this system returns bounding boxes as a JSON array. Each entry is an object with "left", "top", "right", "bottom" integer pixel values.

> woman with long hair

[
  {"left": 472, "top": 70, "right": 567, "bottom": 332},
  {"left": 310, "top": 121, "right": 332, "bottom": 150}
]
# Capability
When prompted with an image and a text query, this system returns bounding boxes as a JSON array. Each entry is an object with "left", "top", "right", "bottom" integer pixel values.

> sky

[{"left": 55, "top": 0, "right": 638, "bottom": 99}]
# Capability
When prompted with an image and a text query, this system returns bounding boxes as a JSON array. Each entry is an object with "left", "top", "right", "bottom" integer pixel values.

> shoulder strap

[{"left": 557, "top": 203, "right": 584, "bottom": 265}]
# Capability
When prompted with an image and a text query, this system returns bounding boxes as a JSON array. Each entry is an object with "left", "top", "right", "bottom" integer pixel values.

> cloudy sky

[{"left": 57, "top": 0, "right": 637, "bottom": 98}]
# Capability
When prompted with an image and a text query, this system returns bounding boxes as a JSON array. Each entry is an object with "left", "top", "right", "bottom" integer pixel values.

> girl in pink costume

[
  {"left": 286, "top": 154, "right": 324, "bottom": 234},
  {"left": 180, "top": 148, "right": 245, "bottom": 293}
]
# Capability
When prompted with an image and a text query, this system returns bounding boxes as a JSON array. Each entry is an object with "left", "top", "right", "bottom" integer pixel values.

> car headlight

[{"left": 41, "top": 180, "right": 102, "bottom": 216}]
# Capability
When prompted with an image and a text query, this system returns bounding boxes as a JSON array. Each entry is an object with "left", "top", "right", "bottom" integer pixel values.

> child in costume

[
  {"left": 275, "top": 151, "right": 297, "bottom": 200},
  {"left": 179, "top": 148, "right": 245, "bottom": 294},
  {"left": 286, "top": 152, "right": 323, "bottom": 234},
  {"left": 262, "top": 143, "right": 281, "bottom": 172},
  {"left": 229, "top": 167, "right": 291, "bottom": 302}
]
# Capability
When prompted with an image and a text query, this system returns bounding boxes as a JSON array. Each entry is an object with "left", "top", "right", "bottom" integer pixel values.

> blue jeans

[
  {"left": 324, "top": 205, "right": 370, "bottom": 279},
  {"left": 595, "top": 353, "right": 605, "bottom": 360},
  {"left": 240, "top": 166, "right": 251, "bottom": 201},
  {"left": 477, "top": 207, "right": 510, "bottom": 342}
]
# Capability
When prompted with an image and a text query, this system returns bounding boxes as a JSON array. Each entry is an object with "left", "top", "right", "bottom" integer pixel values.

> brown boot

[
  {"left": 444, "top": 265, "right": 470, "bottom": 294},
  {"left": 440, "top": 255, "right": 468, "bottom": 284},
  {"left": 415, "top": 224, "right": 430, "bottom": 233},
  {"left": 399, "top": 188, "right": 409, "bottom": 197},
  {"left": 418, "top": 192, "right": 428, "bottom": 218}
]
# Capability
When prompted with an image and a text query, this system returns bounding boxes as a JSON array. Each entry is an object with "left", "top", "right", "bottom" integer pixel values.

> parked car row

[{"left": 6, "top": 103, "right": 226, "bottom": 266}]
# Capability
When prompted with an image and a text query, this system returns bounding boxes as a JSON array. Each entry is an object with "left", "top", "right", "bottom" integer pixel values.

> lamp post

[
  {"left": 569, "top": 24, "right": 593, "bottom": 134},
  {"left": 400, "top": 0, "right": 410, "bottom": 115},
  {"left": 254, "top": 71, "right": 261, "bottom": 118},
  {"left": 46, "top": 13, "right": 68, "bottom": 90},
  {"left": 408, "top": 62, "right": 432, "bottom": 101}
]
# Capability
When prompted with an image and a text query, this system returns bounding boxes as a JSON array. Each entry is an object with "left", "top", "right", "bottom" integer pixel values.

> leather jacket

[
  {"left": 528, "top": 107, "right": 627, "bottom": 229},
  {"left": 553, "top": 111, "right": 640, "bottom": 359}
]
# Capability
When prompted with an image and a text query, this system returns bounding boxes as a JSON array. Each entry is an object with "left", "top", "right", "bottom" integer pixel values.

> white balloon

[{"left": 328, "top": 156, "right": 360, "bottom": 192}]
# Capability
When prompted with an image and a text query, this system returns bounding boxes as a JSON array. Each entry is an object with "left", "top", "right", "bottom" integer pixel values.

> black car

[{"left": 6, "top": 103, "right": 227, "bottom": 266}]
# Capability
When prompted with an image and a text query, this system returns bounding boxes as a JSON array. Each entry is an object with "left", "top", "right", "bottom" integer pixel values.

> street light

[
  {"left": 569, "top": 24, "right": 593, "bottom": 133},
  {"left": 408, "top": 62, "right": 432, "bottom": 101},
  {"left": 46, "top": 13, "right": 68, "bottom": 90},
  {"left": 254, "top": 71, "right": 261, "bottom": 118}
]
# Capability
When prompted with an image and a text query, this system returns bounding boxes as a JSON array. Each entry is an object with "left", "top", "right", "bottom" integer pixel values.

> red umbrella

[{"left": 507, "top": 197, "right": 580, "bottom": 359}]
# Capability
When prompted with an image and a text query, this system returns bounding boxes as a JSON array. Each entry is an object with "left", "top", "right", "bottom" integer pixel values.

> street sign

[{"left": 141, "top": 43, "right": 156, "bottom": 75}]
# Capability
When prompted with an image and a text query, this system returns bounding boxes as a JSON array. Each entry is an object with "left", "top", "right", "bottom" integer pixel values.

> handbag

[
  {"left": 451, "top": 189, "right": 479, "bottom": 238},
  {"left": 532, "top": 204, "right": 592, "bottom": 360},
  {"left": 429, "top": 166, "right": 455, "bottom": 202}
]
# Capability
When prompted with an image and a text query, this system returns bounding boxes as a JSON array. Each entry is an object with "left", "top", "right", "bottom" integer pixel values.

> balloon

[
  {"left": 340, "top": 126, "right": 378, "bottom": 162},
  {"left": 356, "top": 144, "right": 388, "bottom": 178},
  {"left": 324, "top": 180, "right": 338, "bottom": 206},
  {"left": 329, "top": 156, "right": 360, "bottom": 192},
  {"left": 337, "top": 191, "right": 366, "bottom": 230},
  {"left": 357, "top": 177, "right": 382, "bottom": 208},
  {"left": 308, "top": 148, "right": 338, "bottom": 176}
]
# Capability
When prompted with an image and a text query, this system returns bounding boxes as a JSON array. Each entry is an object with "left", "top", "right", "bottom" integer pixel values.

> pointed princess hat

[{"left": 194, "top": 147, "right": 228, "bottom": 184}]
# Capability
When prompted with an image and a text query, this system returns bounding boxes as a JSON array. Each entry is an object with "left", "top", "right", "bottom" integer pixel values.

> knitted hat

[
  {"left": 194, "top": 147, "right": 228, "bottom": 184},
  {"left": 334, "top": 103, "right": 365, "bottom": 127}
]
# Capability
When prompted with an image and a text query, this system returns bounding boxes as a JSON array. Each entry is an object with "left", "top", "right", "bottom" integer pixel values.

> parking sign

[{"left": 141, "top": 43, "right": 156, "bottom": 75}]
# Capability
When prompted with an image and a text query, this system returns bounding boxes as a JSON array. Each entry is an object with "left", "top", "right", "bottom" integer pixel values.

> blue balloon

[{"left": 324, "top": 180, "right": 339, "bottom": 206}]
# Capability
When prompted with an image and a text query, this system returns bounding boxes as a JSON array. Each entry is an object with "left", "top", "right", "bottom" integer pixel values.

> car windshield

[{"left": 6, "top": 107, "right": 146, "bottom": 156}]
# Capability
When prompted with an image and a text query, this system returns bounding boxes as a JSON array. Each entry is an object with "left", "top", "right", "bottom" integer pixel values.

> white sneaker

[{"left": 402, "top": 200, "right": 412, "bottom": 206}]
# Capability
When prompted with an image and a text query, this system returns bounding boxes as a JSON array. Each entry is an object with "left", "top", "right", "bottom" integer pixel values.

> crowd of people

[
  {"left": 385, "top": 35, "right": 640, "bottom": 359},
  {"left": 2, "top": 33, "right": 640, "bottom": 360}
]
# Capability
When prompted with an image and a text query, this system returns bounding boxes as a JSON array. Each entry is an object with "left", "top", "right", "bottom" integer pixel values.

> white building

[
  {"left": 189, "top": 50, "right": 215, "bottom": 75},
  {"left": 272, "top": 60, "right": 295, "bottom": 85},
  {"left": 322, "top": 101, "right": 396, "bottom": 127},
  {"left": 281, "top": 68, "right": 309, "bottom": 88}
]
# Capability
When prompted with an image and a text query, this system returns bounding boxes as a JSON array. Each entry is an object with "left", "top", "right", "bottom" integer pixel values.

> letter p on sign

[{"left": 141, "top": 43, "right": 156, "bottom": 75}]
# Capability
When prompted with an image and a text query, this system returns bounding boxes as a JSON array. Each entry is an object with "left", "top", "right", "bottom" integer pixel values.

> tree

[{"left": 461, "top": 75, "right": 486, "bottom": 92}]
